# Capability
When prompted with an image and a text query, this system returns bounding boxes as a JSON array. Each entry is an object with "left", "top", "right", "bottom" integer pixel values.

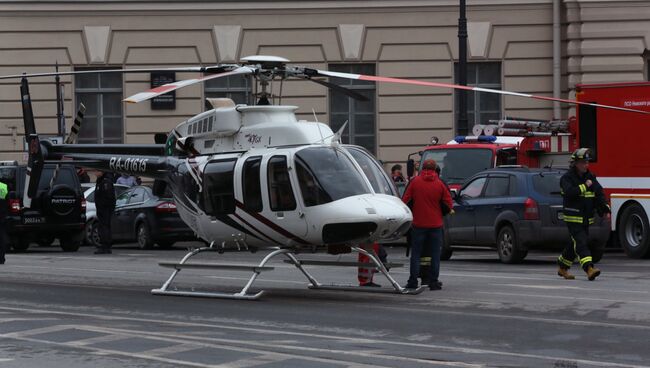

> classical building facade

[{"left": 0, "top": 0, "right": 648, "bottom": 166}]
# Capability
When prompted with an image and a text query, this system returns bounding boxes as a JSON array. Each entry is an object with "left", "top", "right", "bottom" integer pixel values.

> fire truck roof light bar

[{"left": 455, "top": 135, "right": 497, "bottom": 144}]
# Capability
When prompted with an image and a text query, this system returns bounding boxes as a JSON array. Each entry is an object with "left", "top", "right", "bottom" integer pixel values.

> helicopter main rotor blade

[
  {"left": 309, "top": 69, "right": 650, "bottom": 115},
  {"left": 306, "top": 77, "right": 369, "bottom": 101},
  {"left": 0, "top": 67, "right": 217, "bottom": 81},
  {"left": 124, "top": 66, "right": 254, "bottom": 103}
]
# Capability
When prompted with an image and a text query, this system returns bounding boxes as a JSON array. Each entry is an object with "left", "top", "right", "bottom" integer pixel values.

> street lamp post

[{"left": 457, "top": 0, "right": 468, "bottom": 136}]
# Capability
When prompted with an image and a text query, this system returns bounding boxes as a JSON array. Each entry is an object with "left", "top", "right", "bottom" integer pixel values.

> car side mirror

[{"left": 406, "top": 159, "right": 415, "bottom": 178}]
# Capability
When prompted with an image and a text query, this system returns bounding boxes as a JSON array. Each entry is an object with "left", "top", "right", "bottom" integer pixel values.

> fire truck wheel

[
  {"left": 497, "top": 225, "right": 527, "bottom": 264},
  {"left": 618, "top": 203, "right": 650, "bottom": 259}
]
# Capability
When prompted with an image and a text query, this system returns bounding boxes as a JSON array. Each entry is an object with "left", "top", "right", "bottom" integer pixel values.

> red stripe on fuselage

[{"left": 234, "top": 201, "right": 309, "bottom": 245}]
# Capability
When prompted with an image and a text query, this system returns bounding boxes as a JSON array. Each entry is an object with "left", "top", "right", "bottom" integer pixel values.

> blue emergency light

[{"left": 454, "top": 135, "right": 497, "bottom": 144}]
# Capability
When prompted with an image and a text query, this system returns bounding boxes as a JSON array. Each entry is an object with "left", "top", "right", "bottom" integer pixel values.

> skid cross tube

[{"left": 152, "top": 246, "right": 286, "bottom": 300}]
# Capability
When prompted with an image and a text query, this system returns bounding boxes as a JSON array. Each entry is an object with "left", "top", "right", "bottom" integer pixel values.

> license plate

[
  {"left": 23, "top": 217, "right": 45, "bottom": 224},
  {"left": 557, "top": 212, "right": 564, "bottom": 220}
]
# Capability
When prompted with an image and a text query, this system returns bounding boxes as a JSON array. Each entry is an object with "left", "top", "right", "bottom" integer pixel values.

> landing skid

[{"left": 152, "top": 244, "right": 424, "bottom": 300}]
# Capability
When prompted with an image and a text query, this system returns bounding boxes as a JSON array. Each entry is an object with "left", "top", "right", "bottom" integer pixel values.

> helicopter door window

[
  {"left": 267, "top": 156, "right": 296, "bottom": 211},
  {"left": 202, "top": 159, "right": 236, "bottom": 215},
  {"left": 242, "top": 156, "right": 263, "bottom": 212}
]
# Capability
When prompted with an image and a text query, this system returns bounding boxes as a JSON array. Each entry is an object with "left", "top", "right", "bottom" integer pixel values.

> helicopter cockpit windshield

[{"left": 295, "top": 147, "right": 370, "bottom": 207}]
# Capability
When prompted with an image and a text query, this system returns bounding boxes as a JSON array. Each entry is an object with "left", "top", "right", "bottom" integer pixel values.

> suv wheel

[
  {"left": 440, "top": 231, "right": 453, "bottom": 261},
  {"left": 87, "top": 220, "right": 101, "bottom": 247},
  {"left": 60, "top": 235, "right": 81, "bottom": 252},
  {"left": 618, "top": 203, "right": 650, "bottom": 258},
  {"left": 137, "top": 223, "right": 154, "bottom": 250},
  {"left": 497, "top": 225, "right": 526, "bottom": 264}
]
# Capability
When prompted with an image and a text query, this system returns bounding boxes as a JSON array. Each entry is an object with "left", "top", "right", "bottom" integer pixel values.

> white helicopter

[{"left": 6, "top": 55, "right": 646, "bottom": 300}]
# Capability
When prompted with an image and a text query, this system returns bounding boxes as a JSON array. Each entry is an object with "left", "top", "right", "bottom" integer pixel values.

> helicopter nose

[
  {"left": 317, "top": 194, "right": 412, "bottom": 245},
  {"left": 362, "top": 194, "right": 413, "bottom": 241}
]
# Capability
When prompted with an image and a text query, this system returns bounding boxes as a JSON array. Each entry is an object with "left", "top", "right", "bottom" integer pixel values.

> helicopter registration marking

[{"left": 109, "top": 157, "right": 149, "bottom": 173}]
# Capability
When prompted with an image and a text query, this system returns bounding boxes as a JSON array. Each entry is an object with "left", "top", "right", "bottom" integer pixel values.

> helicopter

[{"left": 6, "top": 55, "right": 647, "bottom": 300}]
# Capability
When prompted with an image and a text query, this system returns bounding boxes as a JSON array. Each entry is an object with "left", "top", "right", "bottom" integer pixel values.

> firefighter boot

[
  {"left": 557, "top": 267, "right": 575, "bottom": 280},
  {"left": 586, "top": 265, "right": 601, "bottom": 281}
]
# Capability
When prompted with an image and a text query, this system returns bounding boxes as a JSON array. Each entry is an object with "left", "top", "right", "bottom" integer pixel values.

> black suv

[{"left": 0, "top": 162, "right": 86, "bottom": 252}]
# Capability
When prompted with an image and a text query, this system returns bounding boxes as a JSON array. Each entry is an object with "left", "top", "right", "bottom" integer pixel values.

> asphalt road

[{"left": 1, "top": 243, "right": 649, "bottom": 368}]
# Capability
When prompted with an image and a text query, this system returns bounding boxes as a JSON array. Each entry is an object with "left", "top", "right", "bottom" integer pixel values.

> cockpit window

[
  {"left": 295, "top": 147, "right": 370, "bottom": 207},
  {"left": 345, "top": 146, "right": 397, "bottom": 196}
]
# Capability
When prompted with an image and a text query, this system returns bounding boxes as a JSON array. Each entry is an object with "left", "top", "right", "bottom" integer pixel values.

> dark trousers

[
  {"left": 558, "top": 223, "right": 592, "bottom": 271},
  {"left": 0, "top": 222, "right": 5, "bottom": 263},
  {"left": 408, "top": 227, "right": 442, "bottom": 287},
  {"left": 96, "top": 207, "right": 113, "bottom": 250}
]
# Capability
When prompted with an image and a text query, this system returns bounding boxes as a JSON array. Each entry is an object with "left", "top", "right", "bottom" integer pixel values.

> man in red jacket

[{"left": 402, "top": 159, "right": 453, "bottom": 290}]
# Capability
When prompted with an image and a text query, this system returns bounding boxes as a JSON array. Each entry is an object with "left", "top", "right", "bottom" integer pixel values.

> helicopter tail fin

[{"left": 21, "top": 77, "right": 45, "bottom": 208}]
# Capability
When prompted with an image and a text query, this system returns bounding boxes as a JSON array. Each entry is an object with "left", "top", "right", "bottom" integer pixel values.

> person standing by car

[
  {"left": 94, "top": 171, "right": 116, "bottom": 254},
  {"left": 402, "top": 159, "right": 453, "bottom": 290},
  {"left": 557, "top": 148, "right": 610, "bottom": 280},
  {"left": 0, "top": 180, "right": 7, "bottom": 264},
  {"left": 391, "top": 164, "right": 405, "bottom": 183}
]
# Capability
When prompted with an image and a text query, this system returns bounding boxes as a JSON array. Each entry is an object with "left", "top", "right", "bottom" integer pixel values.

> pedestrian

[
  {"left": 0, "top": 179, "right": 7, "bottom": 264},
  {"left": 419, "top": 165, "right": 452, "bottom": 285},
  {"left": 116, "top": 173, "right": 137, "bottom": 187},
  {"left": 402, "top": 159, "right": 453, "bottom": 290},
  {"left": 557, "top": 148, "right": 610, "bottom": 280},
  {"left": 391, "top": 164, "right": 405, "bottom": 183},
  {"left": 357, "top": 242, "right": 389, "bottom": 287},
  {"left": 94, "top": 171, "right": 116, "bottom": 254}
]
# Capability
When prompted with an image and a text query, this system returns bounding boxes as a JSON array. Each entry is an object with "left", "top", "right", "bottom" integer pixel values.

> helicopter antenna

[
  {"left": 332, "top": 120, "right": 348, "bottom": 145},
  {"left": 312, "top": 108, "right": 319, "bottom": 122}
]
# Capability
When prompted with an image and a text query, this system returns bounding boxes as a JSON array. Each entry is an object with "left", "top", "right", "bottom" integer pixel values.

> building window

[
  {"left": 328, "top": 64, "right": 377, "bottom": 155},
  {"left": 205, "top": 75, "right": 252, "bottom": 110},
  {"left": 454, "top": 62, "right": 502, "bottom": 135},
  {"left": 74, "top": 70, "right": 123, "bottom": 144}
]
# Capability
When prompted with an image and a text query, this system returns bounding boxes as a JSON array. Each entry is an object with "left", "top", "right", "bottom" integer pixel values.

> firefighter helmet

[{"left": 570, "top": 148, "right": 592, "bottom": 162}]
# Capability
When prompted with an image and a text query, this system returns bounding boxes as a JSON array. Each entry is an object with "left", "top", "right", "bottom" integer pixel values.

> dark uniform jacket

[
  {"left": 95, "top": 175, "right": 116, "bottom": 211},
  {"left": 560, "top": 168, "right": 609, "bottom": 225}
]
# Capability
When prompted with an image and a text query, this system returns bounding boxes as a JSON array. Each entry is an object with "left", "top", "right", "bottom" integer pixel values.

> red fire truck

[
  {"left": 407, "top": 81, "right": 650, "bottom": 258},
  {"left": 577, "top": 82, "right": 650, "bottom": 258}
]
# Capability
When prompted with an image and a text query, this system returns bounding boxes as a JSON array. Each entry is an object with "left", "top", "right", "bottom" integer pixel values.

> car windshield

[
  {"left": 345, "top": 146, "right": 397, "bottom": 196},
  {"left": 294, "top": 147, "right": 370, "bottom": 207},
  {"left": 532, "top": 172, "right": 564, "bottom": 196},
  {"left": 421, "top": 148, "right": 493, "bottom": 185}
]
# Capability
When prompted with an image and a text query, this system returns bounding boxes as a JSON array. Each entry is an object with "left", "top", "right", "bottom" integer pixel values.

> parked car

[
  {"left": 0, "top": 161, "right": 85, "bottom": 252},
  {"left": 82, "top": 182, "right": 130, "bottom": 245},
  {"left": 86, "top": 185, "right": 196, "bottom": 249},
  {"left": 443, "top": 167, "right": 610, "bottom": 263}
]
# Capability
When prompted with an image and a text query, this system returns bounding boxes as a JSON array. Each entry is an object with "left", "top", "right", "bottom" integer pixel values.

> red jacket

[{"left": 402, "top": 169, "right": 453, "bottom": 229}]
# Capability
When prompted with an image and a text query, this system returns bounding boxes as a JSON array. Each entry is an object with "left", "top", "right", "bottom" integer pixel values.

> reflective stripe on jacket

[{"left": 560, "top": 168, "right": 606, "bottom": 225}]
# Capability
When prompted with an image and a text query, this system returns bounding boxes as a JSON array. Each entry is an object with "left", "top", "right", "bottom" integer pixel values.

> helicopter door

[{"left": 261, "top": 155, "right": 308, "bottom": 241}]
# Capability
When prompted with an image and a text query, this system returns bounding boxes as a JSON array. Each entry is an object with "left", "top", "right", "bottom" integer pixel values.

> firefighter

[
  {"left": 557, "top": 148, "right": 610, "bottom": 280},
  {"left": 94, "top": 171, "right": 116, "bottom": 254}
]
